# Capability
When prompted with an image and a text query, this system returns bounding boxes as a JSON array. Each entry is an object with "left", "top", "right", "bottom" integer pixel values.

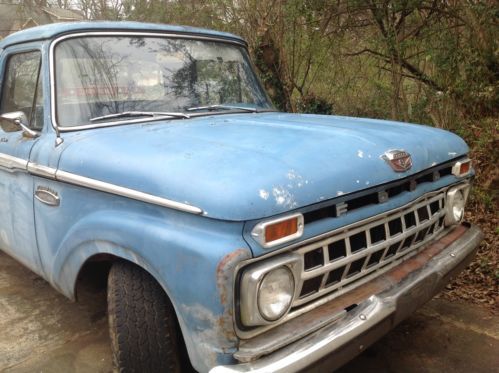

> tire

[{"left": 108, "top": 261, "right": 182, "bottom": 373}]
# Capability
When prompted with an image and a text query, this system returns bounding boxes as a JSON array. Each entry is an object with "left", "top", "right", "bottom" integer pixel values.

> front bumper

[{"left": 210, "top": 223, "right": 483, "bottom": 373}]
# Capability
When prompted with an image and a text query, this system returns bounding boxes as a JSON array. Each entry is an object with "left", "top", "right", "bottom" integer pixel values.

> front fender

[{"left": 50, "top": 209, "right": 251, "bottom": 372}]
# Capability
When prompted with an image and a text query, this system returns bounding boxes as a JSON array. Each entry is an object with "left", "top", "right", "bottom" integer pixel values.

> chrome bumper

[{"left": 210, "top": 224, "right": 483, "bottom": 373}]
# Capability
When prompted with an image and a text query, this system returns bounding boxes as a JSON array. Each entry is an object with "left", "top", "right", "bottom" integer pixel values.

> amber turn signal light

[
  {"left": 251, "top": 213, "right": 304, "bottom": 248},
  {"left": 452, "top": 158, "right": 472, "bottom": 177},
  {"left": 265, "top": 218, "right": 298, "bottom": 243}
]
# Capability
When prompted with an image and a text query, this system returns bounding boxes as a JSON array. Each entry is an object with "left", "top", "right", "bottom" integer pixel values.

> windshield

[{"left": 54, "top": 35, "right": 273, "bottom": 127}]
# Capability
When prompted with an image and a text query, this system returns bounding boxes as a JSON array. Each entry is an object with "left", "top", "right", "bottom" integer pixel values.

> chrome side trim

[
  {"left": 55, "top": 170, "right": 203, "bottom": 214},
  {"left": 0, "top": 152, "right": 203, "bottom": 214},
  {"left": 27, "top": 162, "right": 57, "bottom": 179},
  {"left": 0, "top": 153, "right": 28, "bottom": 172},
  {"left": 49, "top": 31, "right": 247, "bottom": 133}
]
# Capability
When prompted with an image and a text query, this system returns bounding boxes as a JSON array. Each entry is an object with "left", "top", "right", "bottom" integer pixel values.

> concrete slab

[{"left": 0, "top": 251, "right": 497, "bottom": 372}]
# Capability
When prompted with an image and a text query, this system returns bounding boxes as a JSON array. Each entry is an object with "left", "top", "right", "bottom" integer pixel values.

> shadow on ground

[{"left": 0, "top": 251, "right": 497, "bottom": 372}]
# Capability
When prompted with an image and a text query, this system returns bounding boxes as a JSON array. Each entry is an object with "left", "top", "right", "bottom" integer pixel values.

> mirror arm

[{"left": 16, "top": 120, "right": 40, "bottom": 138}]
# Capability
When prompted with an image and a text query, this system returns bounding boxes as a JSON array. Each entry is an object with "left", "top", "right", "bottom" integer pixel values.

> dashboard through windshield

[{"left": 54, "top": 35, "right": 273, "bottom": 127}]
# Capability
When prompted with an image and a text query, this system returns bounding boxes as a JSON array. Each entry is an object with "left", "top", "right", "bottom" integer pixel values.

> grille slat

[{"left": 292, "top": 191, "right": 446, "bottom": 308}]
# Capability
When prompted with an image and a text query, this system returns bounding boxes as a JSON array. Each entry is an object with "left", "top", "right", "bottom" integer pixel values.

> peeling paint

[
  {"left": 357, "top": 150, "right": 364, "bottom": 158},
  {"left": 366, "top": 181, "right": 370, "bottom": 185},
  {"left": 287, "top": 169, "right": 298, "bottom": 180},
  {"left": 259, "top": 189, "right": 269, "bottom": 200},
  {"left": 337, "top": 191, "right": 345, "bottom": 196},
  {"left": 448, "top": 152, "right": 457, "bottom": 156},
  {"left": 356, "top": 180, "right": 360, "bottom": 184},
  {"left": 272, "top": 186, "right": 297, "bottom": 208},
  {"left": 431, "top": 162, "right": 437, "bottom": 166}
]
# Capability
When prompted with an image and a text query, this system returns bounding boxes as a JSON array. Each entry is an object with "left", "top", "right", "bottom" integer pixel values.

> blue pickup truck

[{"left": 0, "top": 22, "right": 483, "bottom": 373}]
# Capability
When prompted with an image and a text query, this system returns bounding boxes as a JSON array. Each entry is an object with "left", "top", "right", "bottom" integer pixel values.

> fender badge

[{"left": 382, "top": 150, "right": 412, "bottom": 172}]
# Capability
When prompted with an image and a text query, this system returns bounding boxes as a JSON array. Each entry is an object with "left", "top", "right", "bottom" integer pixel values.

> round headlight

[
  {"left": 445, "top": 188, "right": 466, "bottom": 225},
  {"left": 257, "top": 266, "right": 294, "bottom": 321}
]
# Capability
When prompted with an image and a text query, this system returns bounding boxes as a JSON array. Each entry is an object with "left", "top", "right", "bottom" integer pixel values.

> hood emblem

[{"left": 382, "top": 150, "right": 412, "bottom": 172}]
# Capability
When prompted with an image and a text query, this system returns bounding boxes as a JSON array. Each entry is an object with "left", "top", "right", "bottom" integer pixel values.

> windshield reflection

[{"left": 55, "top": 36, "right": 273, "bottom": 127}]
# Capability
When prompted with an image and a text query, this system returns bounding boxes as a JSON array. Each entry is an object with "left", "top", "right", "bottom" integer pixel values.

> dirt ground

[{"left": 0, "top": 251, "right": 498, "bottom": 373}]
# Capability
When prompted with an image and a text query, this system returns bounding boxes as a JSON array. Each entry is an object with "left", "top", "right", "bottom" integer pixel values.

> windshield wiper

[
  {"left": 186, "top": 104, "right": 258, "bottom": 113},
  {"left": 90, "top": 111, "right": 190, "bottom": 122}
]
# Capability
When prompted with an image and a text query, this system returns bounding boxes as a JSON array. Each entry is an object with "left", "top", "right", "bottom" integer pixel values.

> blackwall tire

[{"left": 108, "top": 261, "right": 182, "bottom": 373}]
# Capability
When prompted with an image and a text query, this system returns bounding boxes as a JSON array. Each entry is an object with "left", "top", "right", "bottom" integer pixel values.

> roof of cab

[{"left": 0, "top": 21, "right": 246, "bottom": 50}]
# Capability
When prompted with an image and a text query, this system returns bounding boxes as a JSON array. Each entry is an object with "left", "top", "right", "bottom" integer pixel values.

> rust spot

[
  {"left": 216, "top": 248, "right": 251, "bottom": 342},
  {"left": 216, "top": 248, "right": 249, "bottom": 305}
]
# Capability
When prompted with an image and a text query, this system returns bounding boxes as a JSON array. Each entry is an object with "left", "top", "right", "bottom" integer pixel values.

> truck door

[{"left": 0, "top": 48, "right": 44, "bottom": 274}]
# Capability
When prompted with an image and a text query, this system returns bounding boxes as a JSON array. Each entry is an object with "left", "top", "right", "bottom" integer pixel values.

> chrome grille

[{"left": 291, "top": 190, "right": 446, "bottom": 308}]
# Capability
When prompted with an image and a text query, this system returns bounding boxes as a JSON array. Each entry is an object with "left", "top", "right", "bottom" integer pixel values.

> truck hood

[{"left": 58, "top": 113, "right": 468, "bottom": 221}]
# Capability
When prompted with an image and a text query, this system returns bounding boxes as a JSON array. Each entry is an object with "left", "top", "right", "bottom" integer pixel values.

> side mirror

[{"left": 0, "top": 111, "right": 40, "bottom": 138}]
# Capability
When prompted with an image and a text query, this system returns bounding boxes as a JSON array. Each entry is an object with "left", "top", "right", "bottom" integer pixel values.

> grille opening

[
  {"left": 345, "top": 303, "right": 358, "bottom": 312},
  {"left": 417, "top": 206, "right": 430, "bottom": 222},
  {"left": 439, "top": 216, "right": 445, "bottom": 227},
  {"left": 416, "top": 172, "right": 435, "bottom": 184},
  {"left": 431, "top": 221, "right": 439, "bottom": 233},
  {"left": 415, "top": 227, "right": 428, "bottom": 243},
  {"left": 304, "top": 248, "right": 324, "bottom": 271},
  {"left": 350, "top": 232, "right": 367, "bottom": 253},
  {"left": 400, "top": 234, "right": 416, "bottom": 251},
  {"left": 328, "top": 240, "right": 347, "bottom": 261},
  {"left": 299, "top": 276, "right": 323, "bottom": 298},
  {"left": 370, "top": 224, "right": 386, "bottom": 244},
  {"left": 303, "top": 208, "right": 333, "bottom": 224},
  {"left": 367, "top": 249, "right": 385, "bottom": 267},
  {"left": 429, "top": 201, "right": 440, "bottom": 215},
  {"left": 385, "top": 242, "right": 400, "bottom": 258},
  {"left": 388, "top": 218, "right": 403, "bottom": 236},
  {"left": 325, "top": 266, "right": 345, "bottom": 286},
  {"left": 440, "top": 166, "right": 452, "bottom": 176},
  {"left": 387, "top": 181, "right": 411, "bottom": 197},
  {"left": 347, "top": 194, "right": 378, "bottom": 211},
  {"left": 347, "top": 258, "right": 365, "bottom": 277},
  {"left": 404, "top": 212, "right": 417, "bottom": 228}
]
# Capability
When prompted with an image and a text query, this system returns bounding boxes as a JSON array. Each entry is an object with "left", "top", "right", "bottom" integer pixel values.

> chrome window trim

[
  {"left": 48, "top": 31, "right": 248, "bottom": 133},
  {"left": 0, "top": 152, "right": 203, "bottom": 214}
]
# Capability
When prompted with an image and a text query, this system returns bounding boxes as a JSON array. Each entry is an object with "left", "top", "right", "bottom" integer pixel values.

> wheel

[{"left": 107, "top": 261, "right": 182, "bottom": 373}]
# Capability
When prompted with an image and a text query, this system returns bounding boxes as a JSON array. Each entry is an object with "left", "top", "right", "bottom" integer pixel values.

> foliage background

[{"left": 4, "top": 0, "right": 499, "bottom": 309}]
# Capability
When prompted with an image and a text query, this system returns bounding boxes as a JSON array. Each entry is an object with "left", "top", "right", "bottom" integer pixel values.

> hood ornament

[{"left": 382, "top": 150, "right": 412, "bottom": 172}]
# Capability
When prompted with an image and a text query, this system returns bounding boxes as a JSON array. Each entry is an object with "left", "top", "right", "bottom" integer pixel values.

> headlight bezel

[
  {"left": 239, "top": 254, "right": 300, "bottom": 327},
  {"left": 445, "top": 183, "right": 470, "bottom": 226}
]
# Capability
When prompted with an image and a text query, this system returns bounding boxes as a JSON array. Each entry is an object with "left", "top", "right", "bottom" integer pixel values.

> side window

[{"left": 0, "top": 51, "right": 43, "bottom": 130}]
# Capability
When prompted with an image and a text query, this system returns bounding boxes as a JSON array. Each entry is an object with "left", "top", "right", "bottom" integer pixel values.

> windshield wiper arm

[
  {"left": 90, "top": 111, "right": 190, "bottom": 122},
  {"left": 186, "top": 104, "right": 258, "bottom": 113}
]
